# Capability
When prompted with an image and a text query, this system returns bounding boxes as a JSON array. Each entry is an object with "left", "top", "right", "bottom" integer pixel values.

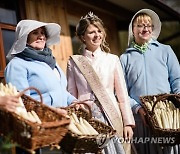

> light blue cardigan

[
  {"left": 120, "top": 40, "right": 180, "bottom": 113},
  {"left": 5, "top": 57, "right": 76, "bottom": 107}
]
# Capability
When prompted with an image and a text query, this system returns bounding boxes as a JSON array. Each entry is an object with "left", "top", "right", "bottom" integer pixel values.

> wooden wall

[
  {"left": 25, "top": 0, "right": 73, "bottom": 73},
  {"left": 66, "top": 0, "right": 120, "bottom": 55},
  {"left": 24, "top": 0, "right": 119, "bottom": 72}
]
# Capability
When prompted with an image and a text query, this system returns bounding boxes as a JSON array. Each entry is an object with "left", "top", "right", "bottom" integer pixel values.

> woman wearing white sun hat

[
  {"left": 5, "top": 19, "right": 77, "bottom": 108},
  {"left": 5, "top": 19, "right": 77, "bottom": 154},
  {"left": 120, "top": 9, "right": 180, "bottom": 154}
]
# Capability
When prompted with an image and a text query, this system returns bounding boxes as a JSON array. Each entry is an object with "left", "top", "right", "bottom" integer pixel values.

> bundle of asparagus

[
  {"left": 68, "top": 112, "right": 99, "bottom": 135},
  {"left": 0, "top": 83, "right": 41, "bottom": 124},
  {"left": 145, "top": 97, "right": 180, "bottom": 129}
]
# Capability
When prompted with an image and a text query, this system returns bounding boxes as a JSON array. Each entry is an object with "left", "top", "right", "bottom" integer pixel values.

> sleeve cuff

[{"left": 132, "top": 104, "right": 142, "bottom": 114}]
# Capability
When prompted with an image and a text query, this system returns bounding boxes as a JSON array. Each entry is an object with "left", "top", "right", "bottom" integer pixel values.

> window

[
  {"left": 0, "top": 24, "right": 15, "bottom": 71},
  {"left": 0, "top": 8, "right": 17, "bottom": 25},
  {"left": 68, "top": 16, "right": 81, "bottom": 55},
  {"left": 0, "top": 0, "right": 18, "bottom": 80},
  {"left": 0, "top": 23, "right": 15, "bottom": 80},
  {"left": 69, "top": 25, "right": 81, "bottom": 55}
]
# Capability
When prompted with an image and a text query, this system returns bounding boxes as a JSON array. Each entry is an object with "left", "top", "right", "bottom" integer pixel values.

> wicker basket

[
  {"left": 140, "top": 93, "right": 180, "bottom": 146},
  {"left": 60, "top": 103, "right": 116, "bottom": 153},
  {"left": 0, "top": 87, "right": 70, "bottom": 153}
]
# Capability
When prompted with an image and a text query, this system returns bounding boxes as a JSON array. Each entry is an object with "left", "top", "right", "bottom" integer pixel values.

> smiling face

[
  {"left": 27, "top": 27, "right": 47, "bottom": 50},
  {"left": 81, "top": 24, "right": 104, "bottom": 52},
  {"left": 132, "top": 14, "right": 153, "bottom": 45}
]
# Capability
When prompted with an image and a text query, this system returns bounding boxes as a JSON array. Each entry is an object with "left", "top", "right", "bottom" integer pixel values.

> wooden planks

[{"left": 25, "top": 0, "right": 73, "bottom": 73}]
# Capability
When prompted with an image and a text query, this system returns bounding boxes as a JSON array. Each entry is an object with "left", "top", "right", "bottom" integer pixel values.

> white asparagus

[
  {"left": 68, "top": 121, "right": 82, "bottom": 135},
  {"left": 0, "top": 83, "right": 44, "bottom": 124},
  {"left": 145, "top": 102, "right": 152, "bottom": 110},
  {"left": 79, "top": 117, "right": 90, "bottom": 135},
  {"left": 167, "top": 108, "right": 173, "bottom": 129},
  {"left": 154, "top": 110, "right": 163, "bottom": 128},
  {"left": 71, "top": 112, "right": 80, "bottom": 123},
  {"left": 173, "top": 109, "right": 177, "bottom": 129},
  {"left": 75, "top": 122, "right": 88, "bottom": 135},
  {"left": 176, "top": 108, "right": 179, "bottom": 129},
  {"left": 31, "top": 110, "right": 42, "bottom": 124},
  {"left": 161, "top": 110, "right": 168, "bottom": 129},
  {"left": 82, "top": 118, "right": 99, "bottom": 135},
  {"left": 27, "top": 112, "right": 37, "bottom": 123}
]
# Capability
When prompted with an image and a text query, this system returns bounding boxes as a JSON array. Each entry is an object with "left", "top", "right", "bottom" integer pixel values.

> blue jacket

[
  {"left": 5, "top": 57, "right": 76, "bottom": 107},
  {"left": 120, "top": 40, "right": 180, "bottom": 113}
]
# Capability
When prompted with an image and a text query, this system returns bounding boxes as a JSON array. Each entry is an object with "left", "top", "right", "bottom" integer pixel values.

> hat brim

[
  {"left": 9, "top": 20, "right": 61, "bottom": 55},
  {"left": 128, "top": 9, "right": 161, "bottom": 46}
]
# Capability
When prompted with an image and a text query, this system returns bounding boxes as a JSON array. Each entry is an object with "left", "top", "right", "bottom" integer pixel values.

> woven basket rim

[
  {"left": 68, "top": 118, "right": 116, "bottom": 138},
  {"left": 0, "top": 89, "right": 70, "bottom": 152},
  {"left": 0, "top": 94, "right": 70, "bottom": 129},
  {"left": 140, "top": 93, "right": 180, "bottom": 132},
  {"left": 21, "top": 94, "right": 70, "bottom": 126},
  {"left": 64, "top": 104, "right": 116, "bottom": 138}
]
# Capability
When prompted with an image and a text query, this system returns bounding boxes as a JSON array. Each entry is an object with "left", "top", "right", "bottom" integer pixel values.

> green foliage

[{"left": 0, "top": 135, "right": 17, "bottom": 154}]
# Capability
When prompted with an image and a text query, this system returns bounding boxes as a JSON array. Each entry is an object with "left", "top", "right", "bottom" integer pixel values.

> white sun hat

[
  {"left": 128, "top": 9, "right": 161, "bottom": 46},
  {"left": 8, "top": 19, "right": 61, "bottom": 56}
]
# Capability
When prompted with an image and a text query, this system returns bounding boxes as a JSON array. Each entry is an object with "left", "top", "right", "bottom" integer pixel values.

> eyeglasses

[{"left": 134, "top": 24, "right": 154, "bottom": 29}]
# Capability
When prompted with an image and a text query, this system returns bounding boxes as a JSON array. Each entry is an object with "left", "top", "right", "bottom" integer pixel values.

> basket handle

[
  {"left": 42, "top": 120, "right": 70, "bottom": 128},
  {"left": 66, "top": 100, "right": 92, "bottom": 117},
  {"left": 151, "top": 93, "right": 180, "bottom": 113},
  {"left": 17, "top": 87, "right": 43, "bottom": 104}
]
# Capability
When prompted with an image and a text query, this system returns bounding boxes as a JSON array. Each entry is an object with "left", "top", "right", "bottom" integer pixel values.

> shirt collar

[
  {"left": 83, "top": 47, "right": 102, "bottom": 59},
  {"left": 127, "top": 39, "right": 159, "bottom": 53}
]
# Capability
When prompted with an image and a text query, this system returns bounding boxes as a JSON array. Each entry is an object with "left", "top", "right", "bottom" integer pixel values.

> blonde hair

[
  {"left": 76, "top": 12, "right": 110, "bottom": 53},
  {"left": 133, "top": 13, "right": 152, "bottom": 25}
]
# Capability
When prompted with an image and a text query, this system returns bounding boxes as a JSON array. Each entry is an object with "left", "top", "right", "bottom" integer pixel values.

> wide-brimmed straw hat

[
  {"left": 128, "top": 9, "right": 161, "bottom": 46},
  {"left": 8, "top": 19, "right": 61, "bottom": 55}
]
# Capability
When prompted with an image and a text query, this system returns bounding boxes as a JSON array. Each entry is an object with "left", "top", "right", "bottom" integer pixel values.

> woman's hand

[
  {"left": 138, "top": 107, "right": 148, "bottom": 126},
  {"left": 71, "top": 100, "right": 91, "bottom": 111},
  {"left": 0, "top": 95, "right": 19, "bottom": 112},
  {"left": 54, "top": 108, "right": 67, "bottom": 116},
  {"left": 123, "top": 125, "right": 133, "bottom": 140}
]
